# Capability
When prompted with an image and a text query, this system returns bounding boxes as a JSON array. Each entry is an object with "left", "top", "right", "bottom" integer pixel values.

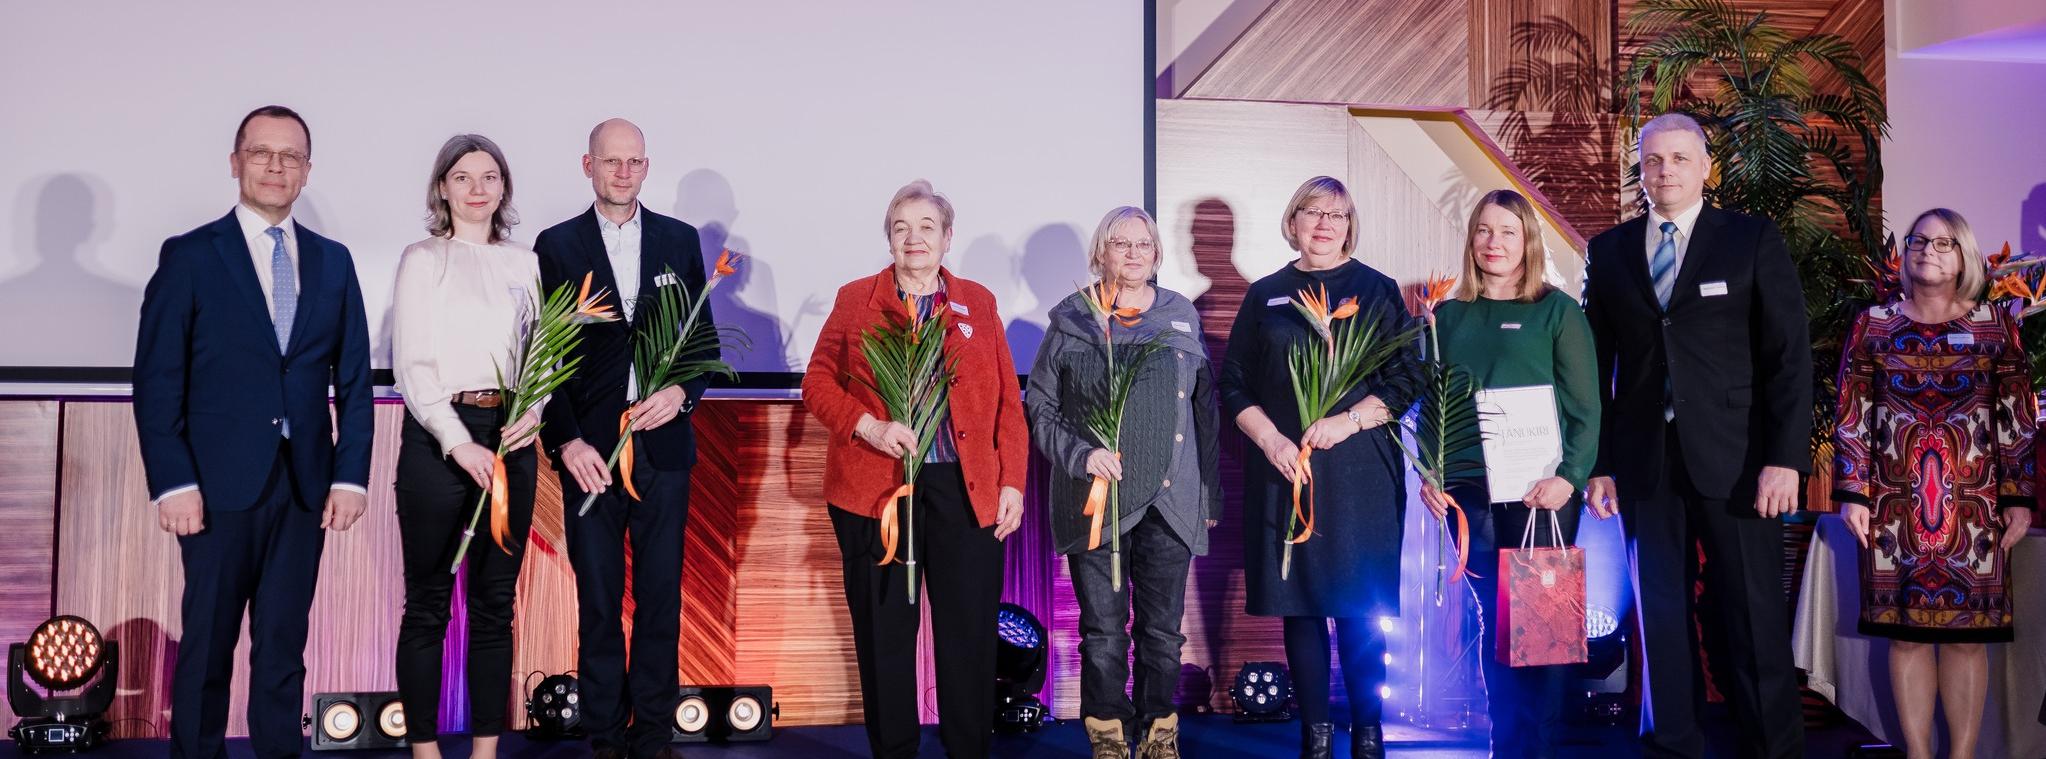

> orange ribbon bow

[
  {"left": 876, "top": 483, "right": 915, "bottom": 565},
  {"left": 616, "top": 410, "right": 641, "bottom": 501},
  {"left": 1289, "top": 443, "right": 1317, "bottom": 544}
]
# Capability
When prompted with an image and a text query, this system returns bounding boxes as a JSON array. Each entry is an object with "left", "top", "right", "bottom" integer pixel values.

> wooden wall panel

[
  {"left": 1469, "top": 0, "right": 1615, "bottom": 112},
  {"left": 0, "top": 400, "right": 59, "bottom": 722},
  {"left": 1183, "top": 0, "right": 1472, "bottom": 107}
]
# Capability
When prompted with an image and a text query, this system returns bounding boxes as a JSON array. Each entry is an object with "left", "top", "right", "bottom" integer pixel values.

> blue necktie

[
  {"left": 1650, "top": 221, "right": 1678, "bottom": 309},
  {"left": 267, "top": 227, "right": 297, "bottom": 351},
  {"left": 267, "top": 227, "right": 297, "bottom": 439}
]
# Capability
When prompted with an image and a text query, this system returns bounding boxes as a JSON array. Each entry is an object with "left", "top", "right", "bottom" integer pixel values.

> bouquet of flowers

[
  {"left": 577, "top": 251, "right": 745, "bottom": 517},
  {"left": 1282, "top": 283, "right": 1416, "bottom": 580},
  {"left": 849, "top": 292, "right": 957, "bottom": 603},
  {"left": 1392, "top": 274, "right": 1486, "bottom": 605},
  {"left": 1077, "top": 281, "right": 1171, "bottom": 589},
  {"left": 450, "top": 273, "right": 618, "bottom": 572}
]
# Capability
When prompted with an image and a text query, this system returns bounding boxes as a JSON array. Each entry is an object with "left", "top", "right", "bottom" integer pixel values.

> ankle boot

[
  {"left": 1351, "top": 723, "right": 1385, "bottom": 759},
  {"left": 1299, "top": 721, "right": 1334, "bottom": 759},
  {"left": 1084, "top": 716, "right": 1129, "bottom": 759},
  {"left": 1134, "top": 713, "right": 1180, "bottom": 759}
]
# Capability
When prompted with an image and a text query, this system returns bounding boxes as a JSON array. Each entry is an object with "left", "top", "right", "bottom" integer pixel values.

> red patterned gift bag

[{"left": 1496, "top": 509, "right": 1586, "bottom": 667}]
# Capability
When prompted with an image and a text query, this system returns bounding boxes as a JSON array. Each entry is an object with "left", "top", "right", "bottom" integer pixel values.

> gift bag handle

[{"left": 1518, "top": 506, "right": 1566, "bottom": 550}]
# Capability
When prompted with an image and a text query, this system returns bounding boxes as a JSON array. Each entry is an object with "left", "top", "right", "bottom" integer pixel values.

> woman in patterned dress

[{"left": 1833, "top": 207, "right": 2035, "bottom": 759}]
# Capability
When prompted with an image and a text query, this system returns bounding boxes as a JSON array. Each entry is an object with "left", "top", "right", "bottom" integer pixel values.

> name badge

[
  {"left": 1172, "top": 320, "right": 1193, "bottom": 333},
  {"left": 958, "top": 323, "right": 974, "bottom": 339},
  {"left": 1266, "top": 296, "right": 1290, "bottom": 307},
  {"left": 654, "top": 272, "right": 679, "bottom": 287},
  {"left": 950, "top": 301, "right": 970, "bottom": 316},
  {"left": 1700, "top": 281, "right": 1729, "bottom": 297},
  {"left": 1500, "top": 322, "right": 1522, "bottom": 330},
  {"left": 1949, "top": 332, "right": 1976, "bottom": 346}
]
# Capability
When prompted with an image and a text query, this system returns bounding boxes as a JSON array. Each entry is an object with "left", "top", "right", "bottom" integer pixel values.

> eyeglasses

[
  {"left": 1903, "top": 235, "right": 1959, "bottom": 254},
  {"left": 595, "top": 156, "right": 648, "bottom": 175},
  {"left": 1107, "top": 238, "right": 1155, "bottom": 254},
  {"left": 1296, "top": 207, "right": 1351, "bottom": 224},
  {"left": 242, "top": 148, "right": 308, "bottom": 169}
]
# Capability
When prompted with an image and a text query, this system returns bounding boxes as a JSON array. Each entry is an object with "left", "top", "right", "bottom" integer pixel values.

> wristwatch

[{"left": 1346, "top": 409, "right": 1365, "bottom": 430}]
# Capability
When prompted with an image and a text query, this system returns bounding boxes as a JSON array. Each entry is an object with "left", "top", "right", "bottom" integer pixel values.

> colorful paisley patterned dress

[{"left": 1832, "top": 301, "right": 2036, "bottom": 642}]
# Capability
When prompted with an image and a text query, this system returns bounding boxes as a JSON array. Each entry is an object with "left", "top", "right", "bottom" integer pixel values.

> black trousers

[
  {"left": 1069, "top": 512, "right": 1191, "bottom": 736},
  {"left": 1283, "top": 616, "right": 1385, "bottom": 727},
  {"left": 1623, "top": 428, "right": 1803, "bottom": 759},
  {"left": 1453, "top": 484, "right": 1582, "bottom": 759},
  {"left": 563, "top": 436, "right": 692, "bottom": 759},
  {"left": 171, "top": 446, "right": 324, "bottom": 759},
  {"left": 831, "top": 463, "right": 1004, "bottom": 759},
  {"left": 393, "top": 405, "right": 536, "bottom": 741}
]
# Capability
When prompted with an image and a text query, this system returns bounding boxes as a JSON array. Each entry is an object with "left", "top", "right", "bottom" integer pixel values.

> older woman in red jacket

[{"left": 802, "top": 179, "right": 1028, "bottom": 759}]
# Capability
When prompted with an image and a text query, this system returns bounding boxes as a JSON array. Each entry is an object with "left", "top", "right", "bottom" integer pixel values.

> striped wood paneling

[
  {"left": 0, "top": 400, "right": 59, "bottom": 722},
  {"left": 1183, "top": 0, "right": 1472, "bottom": 107}
]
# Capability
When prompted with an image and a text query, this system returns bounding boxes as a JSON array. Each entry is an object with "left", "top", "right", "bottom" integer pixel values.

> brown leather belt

[{"left": 451, "top": 389, "right": 503, "bottom": 408}]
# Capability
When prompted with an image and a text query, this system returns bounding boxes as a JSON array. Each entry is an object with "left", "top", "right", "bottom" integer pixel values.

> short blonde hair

[
  {"left": 1454, "top": 189, "right": 1551, "bottom": 303},
  {"left": 883, "top": 179, "right": 954, "bottom": 239},
  {"left": 1281, "top": 176, "right": 1359, "bottom": 256},
  {"left": 1901, "top": 207, "right": 1988, "bottom": 302},
  {"left": 1087, "top": 206, "right": 1162, "bottom": 279}
]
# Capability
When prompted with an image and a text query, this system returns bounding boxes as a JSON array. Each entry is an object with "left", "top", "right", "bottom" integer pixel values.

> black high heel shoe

[
  {"left": 1351, "top": 723, "right": 1385, "bottom": 759},
  {"left": 1299, "top": 722, "right": 1334, "bottom": 759}
]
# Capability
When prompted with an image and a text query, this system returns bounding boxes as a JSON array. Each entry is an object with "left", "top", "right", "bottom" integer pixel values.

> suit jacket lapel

[
  {"left": 636, "top": 217, "right": 668, "bottom": 330},
  {"left": 284, "top": 227, "right": 327, "bottom": 355},
  {"left": 1616, "top": 214, "right": 1656, "bottom": 310},
  {"left": 210, "top": 211, "right": 273, "bottom": 329},
  {"left": 1670, "top": 206, "right": 1722, "bottom": 309}
]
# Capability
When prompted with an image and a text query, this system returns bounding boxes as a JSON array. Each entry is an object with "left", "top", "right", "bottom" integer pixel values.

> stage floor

[{"left": 0, "top": 712, "right": 1883, "bottom": 757}]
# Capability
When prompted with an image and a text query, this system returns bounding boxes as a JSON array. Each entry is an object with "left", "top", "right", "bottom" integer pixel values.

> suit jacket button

[
  {"left": 1161, "top": 479, "right": 1171, "bottom": 488},
  {"left": 271, "top": 418, "right": 282, "bottom": 426}
]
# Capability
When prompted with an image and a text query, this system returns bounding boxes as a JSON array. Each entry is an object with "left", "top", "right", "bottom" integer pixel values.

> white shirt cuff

[
  {"left": 152, "top": 484, "right": 199, "bottom": 506},
  {"left": 330, "top": 483, "right": 368, "bottom": 495}
]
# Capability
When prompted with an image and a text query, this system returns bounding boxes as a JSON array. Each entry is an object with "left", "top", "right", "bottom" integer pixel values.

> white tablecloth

[{"left": 1792, "top": 513, "right": 2046, "bottom": 758}]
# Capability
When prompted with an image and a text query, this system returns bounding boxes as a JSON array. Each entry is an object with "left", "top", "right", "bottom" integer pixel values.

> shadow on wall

[
  {"left": 1482, "top": 16, "right": 1625, "bottom": 233},
  {"left": 675, "top": 169, "right": 791, "bottom": 374},
  {"left": 1008, "top": 224, "right": 1087, "bottom": 368},
  {"left": 2, "top": 174, "right": 140, "bottom": 367},
  {"left": 2022, "top": 183, "right": 2046, "bottom": 256}
]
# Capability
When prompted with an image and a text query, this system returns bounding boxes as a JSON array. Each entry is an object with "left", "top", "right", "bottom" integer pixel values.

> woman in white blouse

[{"left": 390, "top": 133, "right": 539, "bottom": 759}]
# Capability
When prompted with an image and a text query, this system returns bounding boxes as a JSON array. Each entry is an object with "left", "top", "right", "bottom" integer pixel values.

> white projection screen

[{"left": 0, "top": 2, "right": 1145, "bottom": 378}]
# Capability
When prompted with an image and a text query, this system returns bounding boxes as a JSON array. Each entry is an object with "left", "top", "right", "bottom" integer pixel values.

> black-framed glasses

[
  {"left": 1107, "top": 238, "right": 1155, "bottom": 254},
  {"left": 1296, "top": 207, "right": 1351, "bottom": 224},
  {"left": 242, "top": 148, "right": 307, "bottom": 169},
  {"left": 1904, "top": 235, "right": 1959, "bottom": 254},
  {"left": 595, "top": 156, "right": 649, "bottom": 175}
]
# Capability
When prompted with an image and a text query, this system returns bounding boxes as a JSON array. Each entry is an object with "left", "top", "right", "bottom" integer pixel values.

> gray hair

[
  {"left": 1088, "top": 206, "right": 1163, "bottom": 279},
  {"left": 883, "top": 179, "right": 955, "bottom": 239},
  {"left": 425, "top": 133, "right": 517, "bottom": 244},
  {"left": 1637, "top": 112, "right": 1711, "bottom": 158}
]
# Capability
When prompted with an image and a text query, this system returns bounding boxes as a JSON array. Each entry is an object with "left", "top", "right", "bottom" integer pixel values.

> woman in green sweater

[{"left": 1419, "top": 189, "right": 1602, "bottom": 759}]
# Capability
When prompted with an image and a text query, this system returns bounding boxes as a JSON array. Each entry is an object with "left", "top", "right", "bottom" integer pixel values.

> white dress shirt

[
  {"left": 392, "top": 236, "right": 542, "bottom": 455},
  {"left": 1643, "top": 199, "right": 1705, "bottom": 274},
  {"left": 596, "top": 203, "right": 643, "bottom": 400},
  {"left": 156, "top": 205, "right": 364, "bottom": 504}
]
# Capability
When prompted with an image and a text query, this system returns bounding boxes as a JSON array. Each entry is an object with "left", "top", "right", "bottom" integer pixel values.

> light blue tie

[
  {"left": 267, "top": 227, "right": 296, "bottom": 439},
  {"left": 1650, "top": 221, "right": 1678, "bottom": 309},
  {"left": 267, "top": 227, "right": 297, "bottom": 351}
]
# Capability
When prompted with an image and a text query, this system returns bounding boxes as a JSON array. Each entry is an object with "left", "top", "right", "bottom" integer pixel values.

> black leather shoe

[
  {"left": 1300, "top": 722, "right": 1334, "bottom": 759},
  {"left": 1351, "top": 723, "right": 1385, "bottom": 759}
]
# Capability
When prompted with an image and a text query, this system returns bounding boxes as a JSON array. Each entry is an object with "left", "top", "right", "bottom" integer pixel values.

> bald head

[
  {"left": 583, "top": 118, "right": 650, "bottom": 213},
  {"left": 588, "top": 118, "right": 645, "bottom": 155}
]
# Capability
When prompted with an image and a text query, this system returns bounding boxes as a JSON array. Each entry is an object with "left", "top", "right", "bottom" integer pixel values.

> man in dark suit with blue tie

[
  {"left": 133, "top": 105, "right": 374, "bottom": 759},
  {"left": 536, "top": 118, "right": 716, "bottom": 759},
  {"left": 1581, "top": 112, "right": 1812, "bottom": 759}
]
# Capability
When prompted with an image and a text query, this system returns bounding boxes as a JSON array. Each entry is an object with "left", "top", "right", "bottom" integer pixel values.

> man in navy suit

[
  {"left": 133, "top": 105, "right": 373, "bottom": 759},
  {"left": 536, "top": 118, "right": 716, "bottom": 759}
]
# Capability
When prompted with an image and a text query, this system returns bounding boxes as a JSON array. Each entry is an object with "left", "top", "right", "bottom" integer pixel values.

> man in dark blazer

[
  {"left": 133, "top": 105, "right": 373, "bottom": 759},
  {"left": 535, "top": 118, "right": 716, "bottom": 759},
  {"left": 1582, "top": 112, "right": 1812, "bottom": 759}
]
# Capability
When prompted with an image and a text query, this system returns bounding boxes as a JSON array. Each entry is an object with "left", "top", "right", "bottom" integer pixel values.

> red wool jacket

[{"left": 802, "top": 266, "right": 1029, "bottom": 527}]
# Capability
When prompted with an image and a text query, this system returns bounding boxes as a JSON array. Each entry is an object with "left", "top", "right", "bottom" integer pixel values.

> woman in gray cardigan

[{"left": 1027, "top": 206, "right": 1220, "bottom": 759}]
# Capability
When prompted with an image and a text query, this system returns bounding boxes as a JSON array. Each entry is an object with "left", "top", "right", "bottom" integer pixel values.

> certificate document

[{"left": 1474, "top": 384, "right": 1564, "bottom": 504}]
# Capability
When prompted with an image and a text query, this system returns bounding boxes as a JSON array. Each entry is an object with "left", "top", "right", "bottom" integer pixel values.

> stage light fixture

[
  {"left": 309, "top": 692, "right": 406, "bottom": 751},
  {"left": 991, "top": 603, "right": 1048, "bottom": 732},
  {"left": 8, "top": 615, "right": 118, "bottom": 753},
  {"left": 524, "top": 673, "right": 583, "bottom": 740},
  {"left": 1230, "top": 661, "right": 1293, "bottom": 723},
  {"left": 670, "top": 685, "right": 777, "bottom": 743}
]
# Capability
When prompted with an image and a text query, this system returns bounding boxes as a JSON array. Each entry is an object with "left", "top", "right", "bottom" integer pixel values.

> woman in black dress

[{"left": 1220, "top": 176, "right": 1420, "bottom": 759}]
